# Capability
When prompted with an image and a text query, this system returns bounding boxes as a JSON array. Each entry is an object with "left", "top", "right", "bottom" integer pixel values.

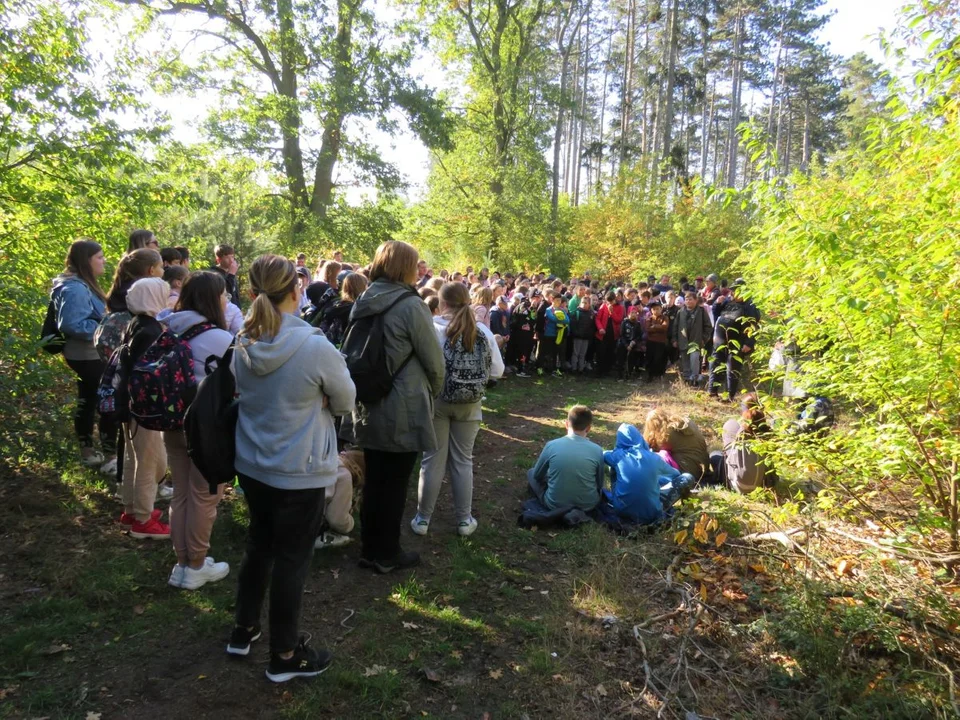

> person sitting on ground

[
  {"left": 643, "top": 408, "right": 710, "bottom": 482},
  {"left": 711, "top": 393, "right": 778, "bottom": 493},
  {"left": 315, "top": 450, "right": 365, "bottom": 550},
  {"left": 604, "top": 423, "right": 694, "bottom": 524},
  {"left": 528, "top": 405, "right": 605, "bottom": 512}
]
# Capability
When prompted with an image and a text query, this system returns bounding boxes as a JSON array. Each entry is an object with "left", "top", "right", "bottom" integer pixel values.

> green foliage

[
  {"left": 568, "top": 167, "right": 751, "bottom": 281},
  {"left": 742, "top": 27, "right": 960, "bottom": 548},
  {"left": 400, "top": 125, "right": 552, "bottom": 272}
]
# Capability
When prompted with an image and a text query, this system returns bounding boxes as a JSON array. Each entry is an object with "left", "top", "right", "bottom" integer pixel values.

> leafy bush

[{"left": 742, "top": 32, "right": 960, "bottom": 549}]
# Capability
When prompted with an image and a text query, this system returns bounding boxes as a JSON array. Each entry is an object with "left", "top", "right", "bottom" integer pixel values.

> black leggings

[
  {"left": 360, "top": 449, "right": 419, "bottom": 562},
  {"left": 234, "top": 473, "right": 326, "bottom": 654},
  {"left": 64, "top": 357, "right": 118, "bottom": 454}
]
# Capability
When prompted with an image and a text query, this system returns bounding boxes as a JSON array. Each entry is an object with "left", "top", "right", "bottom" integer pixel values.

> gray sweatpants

[
  {"left": 571, "top": 338, "right": 590, "bottom": 372},
  {"left": 416, "top": 399, "right": 482, "bottom": 522},
  {"left": 680, "top": 346, "right": 703, "bottom": 381}
]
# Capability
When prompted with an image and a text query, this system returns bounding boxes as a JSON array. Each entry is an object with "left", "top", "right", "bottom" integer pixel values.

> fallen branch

[
  {"left": 820, "top": 525, "right": 960, "bottom": 566},
  {"left": 740, "top": 519, "right": 830, "bottom": 574},
  {"left": 637, "top": 607, "right": 685, "bottom": 629},
  {"left": 741, "top": 528, "right": 806, "bottom": 547}
]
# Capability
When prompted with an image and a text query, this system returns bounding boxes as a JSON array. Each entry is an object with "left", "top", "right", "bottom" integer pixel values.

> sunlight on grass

[
  {"left": 570, "top": 577, "right": 623, "bottom": 618},
  {"left": 388, "top": 576, "right": 492, "bottom": 638}
]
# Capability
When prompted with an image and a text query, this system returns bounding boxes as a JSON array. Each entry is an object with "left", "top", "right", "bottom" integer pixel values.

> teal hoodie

[{"left": 233, "top": 313, "right": 356, "bottom": 490}]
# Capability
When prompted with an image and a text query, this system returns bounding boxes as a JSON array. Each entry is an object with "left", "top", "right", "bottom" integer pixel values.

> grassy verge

[{"left": 1, "top": 374, "right": 957, "bottom": 719}]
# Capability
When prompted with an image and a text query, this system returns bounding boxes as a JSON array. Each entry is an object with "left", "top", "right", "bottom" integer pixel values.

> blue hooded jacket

[{"left": 603, "top": 423, "right": 680, "bottom": 524}]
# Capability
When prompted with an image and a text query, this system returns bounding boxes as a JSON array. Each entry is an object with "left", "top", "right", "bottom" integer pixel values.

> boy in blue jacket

[{"left": 603, "top": 424, "right": 694, "bottom": 524}]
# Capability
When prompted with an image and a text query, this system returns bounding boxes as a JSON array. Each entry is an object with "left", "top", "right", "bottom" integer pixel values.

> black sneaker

[
  {"left": 226, "top": 624, "right": 262, "bottom": 657},
  {"left": 358, "top": 550, "right": 420, "bottom": 575},
  {"left": 265, "top": 637, "right": 332, "bottom": 683}
]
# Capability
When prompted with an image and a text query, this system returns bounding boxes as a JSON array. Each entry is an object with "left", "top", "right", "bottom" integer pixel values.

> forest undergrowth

[{"left": 1, "top": 371, "right": 957, "bottom": 720}]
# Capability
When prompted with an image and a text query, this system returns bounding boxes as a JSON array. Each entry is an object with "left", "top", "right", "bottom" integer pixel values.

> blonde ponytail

[
  {"left": 240, "top": 254, "right": 297, "bottom": 341},
  {"left": 441, "top": 281, "right": 478, "bottom": 352}
]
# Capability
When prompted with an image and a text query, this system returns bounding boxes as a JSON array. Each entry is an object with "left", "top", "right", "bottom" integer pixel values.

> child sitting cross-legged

[
  {"left": 604, "top": 424, "right": 695, "bottom": 525},
  {"left": 528, "top": 405, "right": 605, "bottom": 511}
]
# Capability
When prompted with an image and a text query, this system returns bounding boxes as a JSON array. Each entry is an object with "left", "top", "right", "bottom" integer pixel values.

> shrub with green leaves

[{"left": 743, "top": 32, "right": 960, "bottom": 549}]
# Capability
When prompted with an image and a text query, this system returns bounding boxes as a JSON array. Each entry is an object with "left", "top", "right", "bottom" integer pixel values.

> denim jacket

[{"left": 52, "top": 274, "right": 105, "bottom": 360}]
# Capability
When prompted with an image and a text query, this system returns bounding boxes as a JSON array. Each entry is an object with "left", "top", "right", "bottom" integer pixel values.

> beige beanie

[{"left": 126, "top": 277, "right": 170, "bottom": 318}]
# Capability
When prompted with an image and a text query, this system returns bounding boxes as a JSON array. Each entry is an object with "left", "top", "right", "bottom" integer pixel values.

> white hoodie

[{"left": 164, "top": 310, "right": 234, "bottom": 381}]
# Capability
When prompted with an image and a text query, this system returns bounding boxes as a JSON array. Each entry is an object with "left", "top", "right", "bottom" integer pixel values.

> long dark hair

[
  {"left": 127, "top": 229, "right": 156, "bottom": 252},
  {"left": 107, "top": 248, "right": 162, "bottom": 311},
  {"left": 64, "top": 240, "right": 107, "bottom": 302},
  {"left": 175, "top": 271, "right": 227, "bottom": 330}
]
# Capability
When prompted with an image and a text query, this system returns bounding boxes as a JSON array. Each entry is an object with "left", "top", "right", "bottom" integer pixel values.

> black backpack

[
  {"left": 341, "top": 289, "right": 418, "bottom": 404},
  {"left": 39, "top": 299, "right": 65, "bottom": 355},
  {"left": 184, "top": 347, "right": 238, "bottom": 495}
]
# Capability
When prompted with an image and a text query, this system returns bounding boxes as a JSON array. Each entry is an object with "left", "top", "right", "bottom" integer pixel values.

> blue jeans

[{"left": 659, "top": 473, "right": 695, "bottom": 511}]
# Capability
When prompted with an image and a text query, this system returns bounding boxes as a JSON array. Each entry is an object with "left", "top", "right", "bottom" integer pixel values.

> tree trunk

[
  {"left": 597, "top": 19, "right": 614, "bottom": 194},
  {"left": 310, "top": 0, "right": 357, "bottom": 217},
  {"left": 801, "top": 92, "right": 811, "bottom": 172},
  {"left": 698, "top": 1, "right": 711, "bottom": 182},
  {"left": 725, "top": 1, "right": 743, "bottom": 188},
  {"left": 764, "top": 10, "right": 787, "bottom": 179},
  {"left": 619, "top": 0, "right": 637, "bottom": 169},
  {"left": 660, "top": 0, "right": 680, "bottom": 168},
  {"left": 702, "top": 79, "right": 715, "bottom": 181},
  {"left": 273, "top": 0, "right": 309, "bottom": 214},
  {"left": 574, "top": 10, "right": 590, "bottom": 205}
]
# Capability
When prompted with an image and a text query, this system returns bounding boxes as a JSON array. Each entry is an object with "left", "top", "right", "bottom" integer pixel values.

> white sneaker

[
  {"left": 100, "top": 457, "right": 117, "bottom": 478},
  {"left": 457, "top": 516, "right": 478, "bottom": 537},
  {"left": 81, "top": 450, "right": 104, "bottom": 468},
  {"left": 410, "top": 514, "right": 430, "bottom": 536},
  {"left": 157, "top": 481, "right": 174, "bottom": 500},
  {"left": 179, "top": 557, "right": 230, "bottom": 590},
  {"left": 314, "top": 532, "right": 352, "bottom": 550},
  {"left": 168, "top": 564, "right": 186, "bottom": 589}
]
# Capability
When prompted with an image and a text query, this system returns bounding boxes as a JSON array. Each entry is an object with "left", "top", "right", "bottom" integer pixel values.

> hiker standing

[
  {"left": 342, "top": 241, "right": 445, "bottom": 574},
  {"left": 229, "top": 255, "right": 356, "bottom": 681}
]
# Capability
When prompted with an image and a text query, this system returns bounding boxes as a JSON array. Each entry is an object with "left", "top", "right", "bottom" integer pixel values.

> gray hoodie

[{"left": 233, "top": 313, "right": 356, "bottom": 490}]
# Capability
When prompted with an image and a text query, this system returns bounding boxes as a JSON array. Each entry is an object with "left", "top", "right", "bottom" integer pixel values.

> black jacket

[
  {"left": 510, "top": 301, "right": 536, "bottom": 334},
  {"left": 210, "top": 265, "right": 240, "bottom": 305},
  {"left": 570, "top": 308, "right": 596, "bottom": 339},
  {"left": 123, "top": 314, "right": 164, "bottom": 366},
  {"left": 619, "top": 318, "right": 640, "bottom": 346}
]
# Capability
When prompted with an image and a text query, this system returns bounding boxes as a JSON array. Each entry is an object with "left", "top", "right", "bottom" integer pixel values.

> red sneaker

[
  {"left": 119, "top": 509, "right": 162, "bottom": 527},
  {"left": 129, "top": 517, "right": 171, "bottom": 540}
]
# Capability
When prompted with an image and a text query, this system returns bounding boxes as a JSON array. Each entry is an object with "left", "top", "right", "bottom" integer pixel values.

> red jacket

[{"left": 595, "top": 302, "right": 625, "bottom": 342}]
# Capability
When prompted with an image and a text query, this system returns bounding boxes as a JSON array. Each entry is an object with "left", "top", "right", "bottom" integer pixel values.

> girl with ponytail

[
  {"left": 229, "top": 254, "right": 356, "bottom": 682},
  {"left": 410, "top": 281, "right": 504, "bottom": 538}
]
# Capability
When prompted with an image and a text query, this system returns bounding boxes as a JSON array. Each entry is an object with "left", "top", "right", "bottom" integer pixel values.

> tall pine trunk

[{"left": 725, "top": 2, "right": 743, "bottom": 188}]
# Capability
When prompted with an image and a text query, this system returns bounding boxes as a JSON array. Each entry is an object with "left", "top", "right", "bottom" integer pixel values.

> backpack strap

[
  {"left": 180, "top": 322, "right": 217, "bottom": 342},
  {"left": 203, "top": 344, "right": 233, "bottom": 376},
  {"left": 381, "top": 289, "right": 420, "bottom": 376}
]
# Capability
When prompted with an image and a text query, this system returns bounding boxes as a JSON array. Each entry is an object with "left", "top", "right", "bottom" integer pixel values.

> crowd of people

[{"left": 47, "top": 233, "right": 777, "bottom": 683}]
